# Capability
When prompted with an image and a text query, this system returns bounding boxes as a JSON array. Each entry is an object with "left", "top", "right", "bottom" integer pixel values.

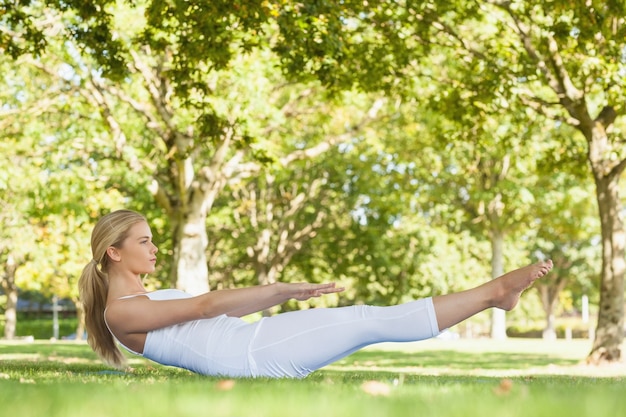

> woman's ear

[{"left": 106, "top": 246, "right": 121, "bottom": 262}]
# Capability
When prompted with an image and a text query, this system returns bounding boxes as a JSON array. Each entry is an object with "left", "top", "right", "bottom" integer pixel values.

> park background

[{"left": 1, "top": 0, "right": 626, "bottom": 371}]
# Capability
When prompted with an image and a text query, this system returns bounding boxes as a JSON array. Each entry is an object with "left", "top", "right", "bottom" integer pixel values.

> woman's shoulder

[{"left": 145, "top": 289, "right": 193, "bottom": 301}]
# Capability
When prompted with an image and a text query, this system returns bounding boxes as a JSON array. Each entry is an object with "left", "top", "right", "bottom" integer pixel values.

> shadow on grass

[
  {"left": 0, "top": 341, "right": 598, "bottom": 383},
  {"left": 1, "top": 341, "right": 580, "bottom": 371},
  {"left": 2, "top": 342, "right": 569, "bottom": 368},
  {"left": 0, "top": 342, "right": 98, "bottom": 360},
  {"left": 335, "top": 349, "right": 580, "bottom": 371}
]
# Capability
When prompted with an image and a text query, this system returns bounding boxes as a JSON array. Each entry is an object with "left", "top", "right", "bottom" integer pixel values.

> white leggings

[
  {"left": 143, "top": 297, "right": 441, "bottom": 378},
  {"left": 248, "top": 297, "right": 441, "bottom": 377}
]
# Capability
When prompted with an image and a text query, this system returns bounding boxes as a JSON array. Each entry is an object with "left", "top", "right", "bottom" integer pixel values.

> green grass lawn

[{"left": 1, "top": 338, "right": 625, "bottom": 417}]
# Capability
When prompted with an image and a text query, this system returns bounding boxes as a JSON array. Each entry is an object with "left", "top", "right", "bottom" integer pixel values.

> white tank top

[
  {"left": 104, "top": 289, "right": 193, "bottom": 355},
  {"left": 104, "top": 288, "right": 253, "bottom": 376}
]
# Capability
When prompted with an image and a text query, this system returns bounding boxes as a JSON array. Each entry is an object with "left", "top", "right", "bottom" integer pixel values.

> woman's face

[{"left": 113, "top": 221, "right": 158, "bottom": 275}]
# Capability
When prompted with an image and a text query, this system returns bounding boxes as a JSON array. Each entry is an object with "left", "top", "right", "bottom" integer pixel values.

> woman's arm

[
  {"left": 106, "top": 282, "right": 344, "bottom": 336},
  {"left": 223, "top": 282, "right": 344, "bottom": 318}
]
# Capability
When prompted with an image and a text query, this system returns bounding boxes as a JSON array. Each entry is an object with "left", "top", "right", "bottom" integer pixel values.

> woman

[{"left": 79, "top": 209, "right": 553, "bottom": 378}]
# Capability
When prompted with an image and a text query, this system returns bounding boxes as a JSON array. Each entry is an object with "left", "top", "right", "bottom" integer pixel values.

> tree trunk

[
  {"left": 538, "top": 285, "right": 560, "bottom": 340},
  {"left": 490, "top": 229, "right": 507, "bottom": 339},
  {"left": 583, "top": 106, "right": 626, "bottom": 364},
  {"left": 2, "top": 254, "right": 18, "bottom": 340},
  {"left": 167, "top": 148, "right": 232, "bottom": 294},
  {"left": 3, "top": 289, "right": 17, "bottom": 340},
  {"left": 543, "top": 313, "right": 557, "bottom": 340},
  {"left": 588, "top": 174, "right": 625, "bottom": 363},
  {"left": 174, "top": 214, "right": 210, "bottom": 295}
]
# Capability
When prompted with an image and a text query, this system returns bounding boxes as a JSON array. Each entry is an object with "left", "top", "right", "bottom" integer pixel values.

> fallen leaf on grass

[
  {"left": 493, "top": 378, "right": 513, "bottom": 396},
  {"left": 215, "top": 379, "right": 236, "bottom": 391},
  {"left": 361, "top": 380, "right": 391, "bottom": 397}
]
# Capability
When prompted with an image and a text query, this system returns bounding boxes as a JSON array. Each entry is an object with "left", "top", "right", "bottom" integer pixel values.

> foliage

[
  {"left": 0, "top": 53, "right": 133, "bottom": 298},
  {"left": 0, "top": 0, "right": 609, "bottom": 341}
]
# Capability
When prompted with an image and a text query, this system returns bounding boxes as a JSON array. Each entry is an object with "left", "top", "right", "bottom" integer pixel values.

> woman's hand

[{"left": 279, "top": 282, "right": 345, "bottom": 301}]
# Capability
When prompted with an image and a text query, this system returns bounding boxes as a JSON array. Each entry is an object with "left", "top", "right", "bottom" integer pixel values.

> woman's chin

[{"left": 138, "top": 266, "right": 156, "bottom": 275}]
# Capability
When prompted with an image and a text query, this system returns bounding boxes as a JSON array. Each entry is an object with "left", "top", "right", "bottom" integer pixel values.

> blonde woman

[{"left": 79, "top": 209, "right": 553, "bottom": 378}]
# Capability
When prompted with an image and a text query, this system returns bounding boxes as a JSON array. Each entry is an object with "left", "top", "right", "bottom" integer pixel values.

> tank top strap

[
  {"left": 116, "top": 293, "right": 149, "bottom": 300},
  {"left": 103, "top": 294, "right": 148, "bottom": 356}
]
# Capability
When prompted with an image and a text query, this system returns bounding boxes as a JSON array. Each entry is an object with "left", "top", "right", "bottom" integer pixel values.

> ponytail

[
  {"left": 78, "top": 209, "right": 147, "bottom": 368},
  {"left": 78, "top": 260, "right": 125, "bottom": 367}
]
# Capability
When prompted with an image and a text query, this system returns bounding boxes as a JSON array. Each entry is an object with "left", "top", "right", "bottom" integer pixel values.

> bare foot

[{"left": 492, "top": 260, "right": 553, "bottom": 310}]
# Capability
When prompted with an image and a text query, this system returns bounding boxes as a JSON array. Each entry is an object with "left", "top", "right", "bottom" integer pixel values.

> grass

[{"left": 1, "top": 338, "right": 625, "bottom": 417}]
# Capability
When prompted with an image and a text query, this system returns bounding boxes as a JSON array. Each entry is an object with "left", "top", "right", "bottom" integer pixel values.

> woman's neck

[{"left": 106, "top": 271, "right": 147, "bottom": 301}]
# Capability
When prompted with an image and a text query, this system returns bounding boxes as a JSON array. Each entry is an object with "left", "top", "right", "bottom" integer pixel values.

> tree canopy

[{"left": 1, "top": 0, "right": 620, "bottom": 363}]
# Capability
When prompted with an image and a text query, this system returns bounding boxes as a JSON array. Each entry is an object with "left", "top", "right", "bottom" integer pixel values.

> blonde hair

[{"left": 78, "top": 209, "right": 147, "bottom": 367}]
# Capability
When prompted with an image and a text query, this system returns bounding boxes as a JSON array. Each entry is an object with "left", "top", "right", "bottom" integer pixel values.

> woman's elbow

[{"left": 196, "top": 297, "right": 220, "bottom": 319}]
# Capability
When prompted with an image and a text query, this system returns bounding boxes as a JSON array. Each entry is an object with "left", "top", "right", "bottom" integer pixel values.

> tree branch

[
  {"left": 279, "top": 97, "right": 385, "bottom": 166},
  {"left": 129, "top": 49, "right": 180, "bottom": 143}
]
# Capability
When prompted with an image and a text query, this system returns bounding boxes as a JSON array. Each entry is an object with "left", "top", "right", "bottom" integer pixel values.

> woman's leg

[
  {"left": 248, "top": 297, "right": 440, "bottom": 378},
  {"left": 247, "top": 260, "right": 552, "bottom": 378},
  {"left": 432, "top": 260, "right": 553, "bottom": 330}
]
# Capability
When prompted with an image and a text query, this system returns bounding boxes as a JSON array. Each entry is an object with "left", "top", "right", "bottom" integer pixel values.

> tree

[
  {"left": 283, "top": 0, "right": 626, "bottom": 362},
  {"left": 6, "top": 2, "right": 620, "bottom": 356},
  {"left": 371, "top": 56, "right": 552, "bottom": 337},
  {"left": 482, "top": 0, "right": 626, "bottom": 363},
  {"left": 326, "top": 0, "right": 626, "bottom": 361},
  {"left": 529, "top": 134, "right": 601, "bottom": 339},
  {"left": 0, "top": 60, "right": 52, "bottom": 339},
  {"left": 13, "top": 2, "right": 401, "bottom": 296},
  {"left": 205, "top": 84, "right": 388, "bottom": 306}
]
